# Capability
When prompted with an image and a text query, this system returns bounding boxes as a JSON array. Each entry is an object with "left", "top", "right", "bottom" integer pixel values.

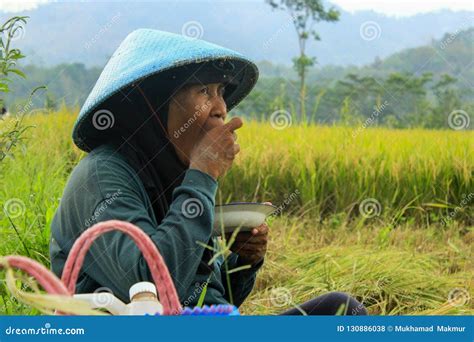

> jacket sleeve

[
  {"left": 220, "top": 252, "right": 264, "bottom": 307},
  {"left": 82, "top": 168, "right": 217, "bottom": 303}
]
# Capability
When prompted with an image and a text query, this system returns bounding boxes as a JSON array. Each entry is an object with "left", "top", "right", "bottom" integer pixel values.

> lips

[{"left": 203, "top": 117, "right": 224, "bottom": 131}]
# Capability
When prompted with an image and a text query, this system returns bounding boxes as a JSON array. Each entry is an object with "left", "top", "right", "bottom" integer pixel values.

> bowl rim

[{"left": 215, "top": 202, "right": 278, "bottom": 209}]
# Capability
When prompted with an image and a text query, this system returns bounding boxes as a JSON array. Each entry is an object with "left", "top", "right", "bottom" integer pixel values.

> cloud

[
  {"left": 328, "top": 0, "right": 474, "bottom": 17},
  {"left": 0, "top": 0, "right": 53, "bottom": 13}
]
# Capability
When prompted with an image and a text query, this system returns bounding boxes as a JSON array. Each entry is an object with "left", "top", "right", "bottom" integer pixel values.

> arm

[{"left": 82, "top": 168, "right": 217, "bottom": 302}]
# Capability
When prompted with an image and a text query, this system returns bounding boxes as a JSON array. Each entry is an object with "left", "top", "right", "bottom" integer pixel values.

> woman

[{"left": 50, "top": 29, "right": 367, "bottom": 315}]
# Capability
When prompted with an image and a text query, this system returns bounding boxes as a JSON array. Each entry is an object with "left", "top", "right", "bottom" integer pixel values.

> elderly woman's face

[{"left": 167, "top": 82, "right": 227, "bottom": 166}]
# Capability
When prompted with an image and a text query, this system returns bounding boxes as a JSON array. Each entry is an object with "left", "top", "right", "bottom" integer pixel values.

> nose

[{"left": 209, "top": 95, "right": 227, "bottom": 121}]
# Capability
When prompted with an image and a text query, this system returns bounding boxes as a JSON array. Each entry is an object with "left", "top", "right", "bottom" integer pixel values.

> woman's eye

[{"left": 200, "top": 87, "right": 209, "bottom": 95}]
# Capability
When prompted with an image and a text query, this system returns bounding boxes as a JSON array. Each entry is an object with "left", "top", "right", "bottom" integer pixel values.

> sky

[
  {"left": 0, "top": 0, "right": 52, "bottom": 13},
  {"left": 329, "top": 0, "right": 473, "bottom": 17},
  {"left": 0, "top": 0, "right": 473, "bottom": 16}
]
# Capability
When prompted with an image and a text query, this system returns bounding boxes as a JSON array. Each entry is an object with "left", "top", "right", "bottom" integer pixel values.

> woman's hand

[
  {"left": 189, "top": 117, "right": 243, "bottom": 180},
  {"left": 224, "top": 202, "right": 272, "bottom": 266}
]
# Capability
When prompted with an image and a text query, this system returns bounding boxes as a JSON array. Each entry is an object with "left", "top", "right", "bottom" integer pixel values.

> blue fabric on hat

[{"left": 72, "top": 28, "right": 259, "bottom": 152}]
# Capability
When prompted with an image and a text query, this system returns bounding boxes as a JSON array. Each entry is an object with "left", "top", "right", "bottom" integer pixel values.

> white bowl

[{"left": 213, "top": 202, "right": 277, "bottom": 235}]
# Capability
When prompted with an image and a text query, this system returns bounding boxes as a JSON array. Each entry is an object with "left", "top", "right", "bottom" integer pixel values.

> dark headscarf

[
  {"left": 106, "top": 61, "right": 238, "bottom": 223},
  {"left": 106, "top": 61, "right": 239, "bottom": 274},
  {"left": 109, "top": 85, "right": 186, "bottom": 223}
]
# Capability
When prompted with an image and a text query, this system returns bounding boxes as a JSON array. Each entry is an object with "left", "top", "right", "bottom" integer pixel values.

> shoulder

[
  {"left": 66, "top": 144, "right": 145, "bottom": 201},
  {"left": 87, "top": 144, "right": 134, "bottom": 174},
  {"left": 52, "top": 144, "right": 149, "bottom": 233}
]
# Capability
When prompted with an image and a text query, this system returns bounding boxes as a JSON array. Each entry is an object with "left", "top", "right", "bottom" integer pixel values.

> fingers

[
  {"left": 224, "top": 143, "right": 240, "bottom": 160},
  {"left": 233, "top": 249, "right": 266, "bottom": 261},
  {"left": 232, "top": 230, "right": 263, "bottom": 238},
  {"left": 227, "top": 225, "right": 268, "bottom": 265},
  {"left": 233, "top": 245, "right": 267, "bottom": 260},
  {"left": 233, "top": 232, "right": 268, "bottom": 246},
  {"left": 232, "top": 238, "right": 267, "bottom": 247},
  {"left": 225, "top": 224, "right": 269, "bottom": 244},
  {"left": 230, "top": 242, "right": 266, "bottom": 254},
  {"left": 223, "top": 117, "right": 243, "bottom": 132},
  {"left": 251, "top": 223, "right": 269, "bottom": 236},
  {"left": 230, "top": 238, "right": 266, "bottom": 248},
  {"left": 233, "top": 230, "right": 267, "bottom": 240}
]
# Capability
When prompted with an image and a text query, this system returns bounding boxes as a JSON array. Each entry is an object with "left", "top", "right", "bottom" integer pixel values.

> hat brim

[{"left": 72, "top": 29, "right": 259, "bottom": 152}]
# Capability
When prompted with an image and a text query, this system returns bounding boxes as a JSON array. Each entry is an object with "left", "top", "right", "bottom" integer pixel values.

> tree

[
  {"left": 266, "top": 0, "right": 339, "bottom": 122},
  {"left": 383, "top": 72, "right": 432, "bottom": 127},
  {"left": 1, "top": 17, "right": 28, "bottom": 106},
  {"left": 0, "top": 16, "right": 28, "bottom": 162},
  {"left": 0, "top": 16, "right": 43, "bottom": 163},
  {"left": 429, "top": 74, "right": 461, "bottom": 128}
]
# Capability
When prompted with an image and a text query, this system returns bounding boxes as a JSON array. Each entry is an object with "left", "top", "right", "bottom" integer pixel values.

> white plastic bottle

[
  {"left": 74, "top": 281, "right": 163, "bottom": 315},
  {"left": 127, "top": 281, "right": 163, "bottom": 315}
]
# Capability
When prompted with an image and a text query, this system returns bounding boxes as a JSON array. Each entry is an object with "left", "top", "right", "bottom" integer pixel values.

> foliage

[
  {"left": 266, "top": 0, "right": 340, "bottom": 119},
  {"left": 0, "top": 16, "right": 29, "bottom": 163},
  {"left": 0, "top": 111, "right": 472, "bottom": 315}
]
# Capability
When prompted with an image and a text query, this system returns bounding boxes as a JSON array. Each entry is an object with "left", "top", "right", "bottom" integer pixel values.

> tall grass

[
  {"left": 221, "top": 121, "right": 472, "bottom": 226},
  {"left": 0, "top": 109, "right": 472, "bottom": 315},
  {"left": 241, "top": 215, "right": 473, "bottom": 315}
]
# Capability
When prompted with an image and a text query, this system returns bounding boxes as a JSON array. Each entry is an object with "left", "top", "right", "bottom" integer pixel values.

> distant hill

[
  {"left": 262, "top": 28, "right": 474, "bottom": 78},
  {"left": 0, "top": 1, "right": 472, "bottom": 67},
  {"left": 4, "top": 27, "right": 473, "bottom": 113},
  {"left": 375, "top": 28, "right": 474, "bottom": 79}
]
